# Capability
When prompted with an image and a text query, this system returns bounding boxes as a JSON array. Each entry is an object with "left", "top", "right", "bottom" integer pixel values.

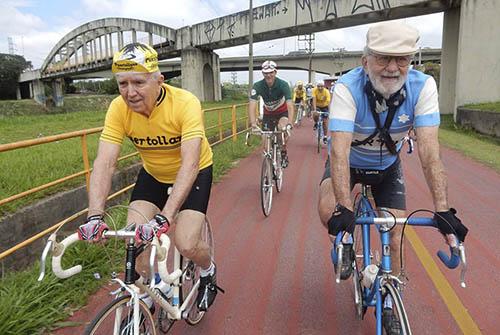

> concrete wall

[
  {"left": 456, "top": 108, "right": 500, "bottom": 138},
  {"left": 0, "top": 164, "right": 141, "bottom": 274},
  {"left": 455, "top": 0, "right": 500, "bottom": 109}
]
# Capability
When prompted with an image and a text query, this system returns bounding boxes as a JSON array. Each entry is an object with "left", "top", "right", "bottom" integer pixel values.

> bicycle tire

[
  {"left": 352, "top": 202, "right": 366, "bottom": 320},
  {"left": 180, "top": 218, "right": 214, "bottom": 326},
  {"left": 84, "top": 294, "right": 157, "bottom": 335},
  {"left": 380, "top": 282, "right": 412, "bottom": 335},
  {"left": 260, "top": 156, "right": 273, "bottom": 216},
  {"left": 274, "top": 146, "right": 283, "bottom": 193},
  {"left": 316, "top": 124, "right": 321, "bottom": 154}
]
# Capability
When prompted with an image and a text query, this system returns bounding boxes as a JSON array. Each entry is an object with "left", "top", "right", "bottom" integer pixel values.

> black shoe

[
  {"left": 383, "top": 308, "right": 402, "bottom": 335},
  {"left": 281, "top": 150, "right": 289, "bottom": 168},
  {"left": 313, "top": 124, "right": 318, "bottom": 130},
  {"left": 322, "top": 136, "right": 328, "bottom": 144},
  {"left": 334, "top": 243, "right": 354, "bottom": 280},
  {"left": 196, "top": 265, "right": 224, "bottom": 311}
]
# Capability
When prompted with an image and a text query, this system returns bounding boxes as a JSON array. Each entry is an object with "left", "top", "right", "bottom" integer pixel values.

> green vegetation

[
  {"left": 439, "top": 114, "right": 500, "bottom": 171},
  {"left": 463, "top": 101, "right": 500, "bottom": 112},
  {"left": 0, "top": 96, "right": 249, "bottom": 216},
  {"left": 0, "top": 54, "right": 32, "bottom": 100}
]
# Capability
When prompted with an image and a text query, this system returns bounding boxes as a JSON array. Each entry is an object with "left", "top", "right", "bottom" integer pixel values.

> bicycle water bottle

[
  {"left": 154, "top": 273, "right": 173, "bottom": 300},
  {"left": 361, "top": 264, "right": 379, "bottom": 288}
]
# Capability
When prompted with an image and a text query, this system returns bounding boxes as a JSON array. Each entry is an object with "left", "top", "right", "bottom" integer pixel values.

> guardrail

[{"left": 0, "top": 102, "right": 251, "bottom": 262}]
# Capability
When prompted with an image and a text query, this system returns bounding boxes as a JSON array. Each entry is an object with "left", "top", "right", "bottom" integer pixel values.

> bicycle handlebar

[
  {"left": 335, "top": 216, "right": 467, "bottom": 287},
  {"left": 38, "top": 230, "right": 181, "bottom": 285}
]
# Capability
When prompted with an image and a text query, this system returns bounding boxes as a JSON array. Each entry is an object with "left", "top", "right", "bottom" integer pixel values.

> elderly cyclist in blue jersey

[{"left": 317, "top": 21, "right": 468, "bottom": 305}]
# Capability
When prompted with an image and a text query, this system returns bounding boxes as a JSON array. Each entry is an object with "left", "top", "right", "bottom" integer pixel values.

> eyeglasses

[{"left": 370, "top": 54, "right": 412, "bottom": 67}]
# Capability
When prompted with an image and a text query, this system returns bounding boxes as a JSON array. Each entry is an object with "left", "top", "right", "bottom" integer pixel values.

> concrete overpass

[
  {"left": 61, "top": 49, "right": 441, "bottom": 80},
  {"left": 18, "top": 0, "right": 500, "bottom": 116}
]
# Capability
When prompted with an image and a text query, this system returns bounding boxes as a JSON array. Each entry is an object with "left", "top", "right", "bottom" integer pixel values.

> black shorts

[
  {"left": 321, "top": 157, "right": 406, "bottom": 210},
  {"left": 317, "top": 106, "right": 329, "bottom": 119},
  {"left": 130, "top": 165, "right": 213, "bottom": 214},
  {"left": 262, "top": 111, "right": 288, "bottom": 130},
  {"left": 294, "top": 98, "right": 304, "bottom": 104}
]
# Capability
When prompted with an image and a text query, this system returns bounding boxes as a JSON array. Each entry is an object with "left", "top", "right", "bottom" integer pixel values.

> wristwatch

[{"left": 154, "top": 214, "right": 170, "bottom": 227}]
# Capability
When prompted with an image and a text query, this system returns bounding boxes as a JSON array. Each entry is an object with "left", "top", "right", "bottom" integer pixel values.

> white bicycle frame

[{"left": 39, "top": 230, "right": 201, "bottom": 335}]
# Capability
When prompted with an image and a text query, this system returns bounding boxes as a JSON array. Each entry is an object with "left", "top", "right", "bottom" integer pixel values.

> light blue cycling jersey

[{"left": 329, "top": 67, "right": 440, "bottom": 170}]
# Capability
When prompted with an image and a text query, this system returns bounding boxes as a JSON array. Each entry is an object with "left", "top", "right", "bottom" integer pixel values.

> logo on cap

[{"left": 112, "top": 43, "right": 159, "bottom": 73}]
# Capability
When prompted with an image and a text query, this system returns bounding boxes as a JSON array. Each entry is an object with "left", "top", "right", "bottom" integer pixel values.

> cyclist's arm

[
  {"left": 415, "top": 125, "right": 449, "bottom": 212},
  {"left": 248, "top": 99, "right": 258, "bottom": 127},
  {"left": 88, "top": 140, "right": 121, "bottom": 216},
  {"left": 161, "top": 137, "right": 201, "bottom": 222},
  {"left": 312, "top": 96, "right": 317, "bottom": 111},
  {"left": 330, "top": 131, "right": 353, "bottom": 210}
]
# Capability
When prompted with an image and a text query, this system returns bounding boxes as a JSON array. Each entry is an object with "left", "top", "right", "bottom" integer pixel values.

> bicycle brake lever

[
  {"left": 335, "top": 243, "right": 343, "bottom": 284},
  {"left": 407, "top": 137, "right": 414, "bottom": 154}
]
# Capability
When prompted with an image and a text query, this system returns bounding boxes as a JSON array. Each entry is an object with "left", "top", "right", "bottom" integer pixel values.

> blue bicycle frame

[{"left": 331, "top": 185, "right": 466, "bottom": 335}]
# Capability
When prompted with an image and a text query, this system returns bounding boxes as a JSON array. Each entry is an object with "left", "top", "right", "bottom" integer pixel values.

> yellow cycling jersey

[
  {"left": 293, "top": 88, "right": 306, "bottom": 101},
  {"left": 312, "top": 87, "right": 331, "bottom": 108},
  {"left": 101, "top": 83, "right": 213, "bottom": 183}
]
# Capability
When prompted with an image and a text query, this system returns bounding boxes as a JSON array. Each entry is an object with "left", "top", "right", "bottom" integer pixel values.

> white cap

[{"left": 366, "top": 22, "right": 419, "bottom": 56}]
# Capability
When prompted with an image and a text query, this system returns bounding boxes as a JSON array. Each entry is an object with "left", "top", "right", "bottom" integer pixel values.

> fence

[{"left": 0, "top": 102, "right": 251, "bottom": 263}]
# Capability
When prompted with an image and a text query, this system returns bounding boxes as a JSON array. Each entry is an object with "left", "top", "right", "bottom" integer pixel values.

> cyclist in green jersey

[{"left": 248, "top": 60, "right": 294, "bottom": 166}]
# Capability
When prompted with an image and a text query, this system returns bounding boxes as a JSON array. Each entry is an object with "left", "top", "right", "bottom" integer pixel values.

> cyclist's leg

[
  {"left": 174, "top": 165, "right": 213, "bottom": 269},
  {"left": 371, "top": 159, "right": 407, "bottom": 275},
  {"left": 128, "top": 168, "right": 170, "bottom": 277},
  {"left": 321, "top": 107, "right": 329, "bottom": 140}
]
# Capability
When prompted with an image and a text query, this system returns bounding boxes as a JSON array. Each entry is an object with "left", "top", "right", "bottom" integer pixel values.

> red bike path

[{"left": 52, "top": 118, "right": 499, "bottom": 335}]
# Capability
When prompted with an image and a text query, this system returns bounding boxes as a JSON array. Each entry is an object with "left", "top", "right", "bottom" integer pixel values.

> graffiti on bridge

[
  {"left": 351, "top": 0, "right": 391, "bottom": 14},
  {"left": 295, "top": 0, "right": 338, "bottom": 23}
]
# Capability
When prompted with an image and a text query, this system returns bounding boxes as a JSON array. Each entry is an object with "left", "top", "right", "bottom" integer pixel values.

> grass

[
  {"left": 0, "top": 97, "right": 249, "bottom": 216},
  {"left": 439, "top": 114, "right": 500, "bottom": 171},
  {"left": 0, "top": 135, "right": 259, "bottom": 335},
  {"left": 463, "top": 101, "right": 500, "bottom": 112}
]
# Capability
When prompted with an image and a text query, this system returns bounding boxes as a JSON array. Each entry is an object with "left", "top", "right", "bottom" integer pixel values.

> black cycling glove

[
  {"left": 327, "top": 204, "right": 355, "bottom": 236},
  {"left": 434, "top": 208, "right": 468, "bottom": 242}
]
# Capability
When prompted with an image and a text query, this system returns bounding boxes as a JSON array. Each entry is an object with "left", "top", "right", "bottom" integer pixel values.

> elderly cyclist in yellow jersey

[
  {"left": 77, "top": 43, "right": 222, "bottom": 312},
  {"left": 312, "top": 80, "right": 331, "bottom": 144}
]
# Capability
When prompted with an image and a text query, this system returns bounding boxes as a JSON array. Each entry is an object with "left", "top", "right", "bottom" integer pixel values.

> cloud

[{"left": 0, "top": 1, "right": 44, "bottom": 36}]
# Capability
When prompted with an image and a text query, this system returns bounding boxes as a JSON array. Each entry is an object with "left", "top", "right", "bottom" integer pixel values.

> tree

[{"left": 0, "top": 53, "right": 32, "bottom": 99}]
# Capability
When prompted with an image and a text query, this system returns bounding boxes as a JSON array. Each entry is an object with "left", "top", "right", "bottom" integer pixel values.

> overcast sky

[{"left": 0, "top": 0, "right": 444, "bottom": 84}]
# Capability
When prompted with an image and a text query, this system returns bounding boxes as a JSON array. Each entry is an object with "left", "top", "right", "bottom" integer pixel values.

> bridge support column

[
  {"left": 441, "top": 1, "right": 500, "bottom": 118},
  {"left": 439, "top": 7, "right": 460, "bottom": 115},
  {"left": 52, "top": 79, "right": 64, "bottom": 107},
  {"left": 181, "top": 47, "right": 221, "bottom": 102},
  {"left": 32, "top": 79, "right": 46, "bottom": 105}
]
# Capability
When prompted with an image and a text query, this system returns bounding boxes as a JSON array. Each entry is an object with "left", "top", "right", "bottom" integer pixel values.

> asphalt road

[{"left": 53, "top": 118, "right": 499, "bottom": 335}]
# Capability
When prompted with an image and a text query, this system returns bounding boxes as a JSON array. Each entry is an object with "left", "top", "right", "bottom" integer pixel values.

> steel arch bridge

[{"left": 41, "top": 17, "right": 177, "bottom": 78}]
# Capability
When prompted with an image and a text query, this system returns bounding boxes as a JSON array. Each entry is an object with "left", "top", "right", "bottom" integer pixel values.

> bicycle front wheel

[
  {"left": 316, "top": 125, "right": 321, "bottom": 153},
  {"left": 85, "top": 295, "right": 157, "bottom": 335},
  {"left": 381, "top": 282, "right": 411, "bottom": 335},
  {"left": 261, "top": 156, "right": 273, "bottom": 216}
]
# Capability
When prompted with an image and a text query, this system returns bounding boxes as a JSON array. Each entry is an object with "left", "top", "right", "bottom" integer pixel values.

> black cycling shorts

[
  {"left": 321, "top": 157, "right": 406, "bottom": 210},
  {"left": 317, "top": 106, "right": 329, "bottom": 119},
  {"left": 294, "top": 98, "right": 304, "bottom": 104},
  {"left": 130, "top": 165, "right": 213, "bottom": 214},
  {"left": 262, "top": 111, "right": 288, "bottom": 130}
]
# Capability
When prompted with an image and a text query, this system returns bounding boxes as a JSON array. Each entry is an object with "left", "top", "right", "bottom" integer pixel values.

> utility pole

[
  {"left": 8, "top": 37, "right": 16, "bottom": 55},
  {"left": 231, "top": 72, "right": 238, "bottom": 85},
  {"left": 248, "top": 0, "right": 254, "bottom": 96},
  {"left": 332, "top": 47, "right": 345, "bottom": 76},
  {"left": 298, "top": 34, "right": 315, "bottom": 83}
]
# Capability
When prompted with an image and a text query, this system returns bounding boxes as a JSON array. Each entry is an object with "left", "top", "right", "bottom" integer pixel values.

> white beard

[{"left": 367, "top": 68, "right": 407, "bottom": 99}]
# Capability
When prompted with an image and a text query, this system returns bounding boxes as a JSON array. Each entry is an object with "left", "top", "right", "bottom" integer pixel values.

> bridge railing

[{"left": 0, "top": 102, "right": 251, "bottom": 263}]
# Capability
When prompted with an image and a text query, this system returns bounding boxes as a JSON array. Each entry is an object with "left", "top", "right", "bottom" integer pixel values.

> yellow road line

[{"left": 406, "top": 227, "right": 482, "bottom": 335}]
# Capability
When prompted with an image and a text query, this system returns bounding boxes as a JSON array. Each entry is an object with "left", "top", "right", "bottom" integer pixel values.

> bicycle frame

[
  {"left": 331, "top": 185, "right": 467, "bottom": 335},
  {"left": 38, "top": 230, "right": 201, "bottom": 334}
]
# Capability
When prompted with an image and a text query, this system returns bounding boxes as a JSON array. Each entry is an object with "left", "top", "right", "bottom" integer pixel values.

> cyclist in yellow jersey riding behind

[
  {"left": 312, "top": 80, "right": 331, "bottom": 144},
  {"left": 77, "top": 42, "right": 222, "bottom": 312},
  {"left": 293, "top": 80, "right": 307, "bottom": 120}
]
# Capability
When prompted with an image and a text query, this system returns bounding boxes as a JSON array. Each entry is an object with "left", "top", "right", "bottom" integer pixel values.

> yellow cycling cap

[{"left": 112, "top": 42, "right": 159, "bottom": 73}]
